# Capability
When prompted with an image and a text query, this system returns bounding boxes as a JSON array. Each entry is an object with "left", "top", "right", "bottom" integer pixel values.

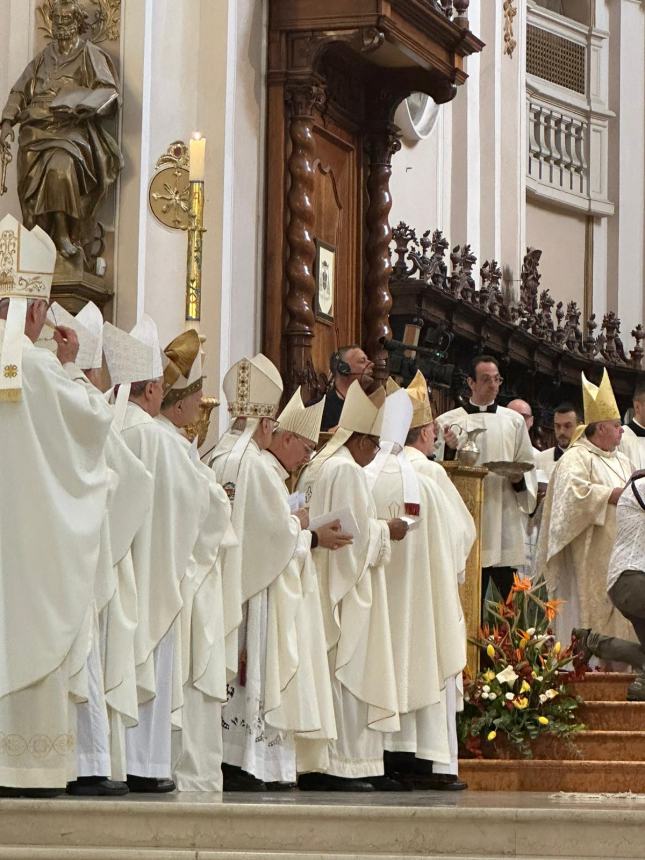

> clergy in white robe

[
  {"left": 211, "top": 354, "right": 309, "bottom": 789},
  {"left": 297, "top": 382, "right": 409, "bottom": 791},
  {"left": 103, "top": 318, "right": 211, "bottom": 793},
  {"left": 535, "top": 370, "right": 633, "bottom": 647},
  {"left": 436, "top": 356, "right": 536, "bottom": 612},
  {"left": 159, "top": 329, "right": 234, "bottom": 791},
  {"left": 368, "top": 374, "right": 475, "bottom": 790},
  {"left": 0, "top": 215, "right": 112, "bottom": 794},
  {"left": 47, "top": 302, "right": 153, "bottom": 796},
  {"left": 619, "top": 384, "right": 645, "bottom": 472}
]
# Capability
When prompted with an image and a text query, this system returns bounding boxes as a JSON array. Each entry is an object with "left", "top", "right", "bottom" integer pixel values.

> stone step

[
  {"left": 528, "top": 730, "right": 645, "bottom": 761},
  {"left": 567, "top": 672, "right": 635, "bottom": 702},
  {"left": 578, "top": 701, "right": 645, "bottom": 730},
  {"left": 459, "top": 758, "right": 645, "bottom": 792}
]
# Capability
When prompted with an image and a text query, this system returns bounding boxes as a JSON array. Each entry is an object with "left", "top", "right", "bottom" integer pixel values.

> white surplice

[
  {"left": 436, "top": 405, "right": 536, "bottom": 568},
  {"left": 300, "top": 446, "right": 398, "bottom": 778},
  {"left": 119, "top": 403, "right": 210, "bottom": 779},
  {"left": 619, "top": 423, "right": 645, "bottom": 472},
  {"left": 0, "top": 330, "right": 112, "bottom": 788},
  {"left": 535, "top": 438, "right": 634, "bottom": 643}
]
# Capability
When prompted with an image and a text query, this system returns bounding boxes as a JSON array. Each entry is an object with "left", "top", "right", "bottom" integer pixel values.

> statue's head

[{"left": 51, "top": 0, "right": 88, "bottom": 41}]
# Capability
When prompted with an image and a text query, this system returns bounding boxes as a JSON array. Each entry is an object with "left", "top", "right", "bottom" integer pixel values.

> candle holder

[{"left": 185, "top": 180, "right": 206, "bottom": 322}]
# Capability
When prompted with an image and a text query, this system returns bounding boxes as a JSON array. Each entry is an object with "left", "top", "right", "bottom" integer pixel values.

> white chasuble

[
  {"left": 218, "top": 445, "right": 314, "bottom": 783},
  {"left": 155, "top": 416, "right": 234, "bottom": 791},
  {"left": 300, "top": 445, "right": 398, "bottom": 777},
  {"left": 535, "top": 438, "right": 633, "bottom": 642},
  {"left": 120, "top": 404, "right": 210, "bottom": 705},
  {"left": 534, "top": 447, "right": 559, "bottom": 482},
  {"left": 436, "top": 405, "right": 536, "bottom": 568},
  {"left": 619, "top": 425, "right": 645, "bottom": 472},
  {"left": 372, "top": 449, "right": 474, "bottom": 764},
  {"left": 0, "top": 333, "right": 112, "bottom": 787}
]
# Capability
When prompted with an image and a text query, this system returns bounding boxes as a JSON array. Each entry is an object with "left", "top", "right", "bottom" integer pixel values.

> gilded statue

[{"left": 0, "top": 0, "right": 123, "bottom": 260}]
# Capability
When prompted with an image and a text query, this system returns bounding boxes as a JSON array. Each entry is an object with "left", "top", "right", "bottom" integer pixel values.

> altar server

[
  {"left": 535, "top": 369, "right": 633, "bottom": 645},
  {"left": 103, "top": 317, "right": 210, "bottom": 793},
  {"left": 436, "top": 355, "right": 536, "bottom": 610},
  {"left": 534, "top": 402, "right": 580, "bottom": 482},
  {"left": 619, "top": 383, "right": 645, "bottom": 471},
  {"left": 0, "top": 214, "right": 112, "bottom": 795}
]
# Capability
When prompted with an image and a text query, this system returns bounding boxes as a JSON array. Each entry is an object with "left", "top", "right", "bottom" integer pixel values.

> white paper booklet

[{"left": 309, "top": 507, "right": 360, "bottom": 540}]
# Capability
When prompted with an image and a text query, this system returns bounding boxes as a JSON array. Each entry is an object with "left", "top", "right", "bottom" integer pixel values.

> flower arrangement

[{"left": 458, "top": 574, "right": 585, "bottom": 759}]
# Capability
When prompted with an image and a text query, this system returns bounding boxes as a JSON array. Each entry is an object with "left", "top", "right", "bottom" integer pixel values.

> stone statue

[{"left": 0, "top": 0, "right": 123, "bottom": 261}]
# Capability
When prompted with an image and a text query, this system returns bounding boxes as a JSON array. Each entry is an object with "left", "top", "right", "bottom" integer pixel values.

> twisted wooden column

[
  {"left": 364, "top": 128, "right": 401, "bottom": 383},
  {"left": 284, "top": 82, "right": 326, "bottom": 398}
]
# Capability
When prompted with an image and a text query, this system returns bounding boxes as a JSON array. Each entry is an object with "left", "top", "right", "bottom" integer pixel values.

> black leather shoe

[
  {"left": 298, "top": 773, "right": 375, "bottom": 792},
  {"left": 67, "top": 777, "right": 129, "bottom": 796},
  {"left": 0, "top": 786, "right": 64, "bottom": 798},
  {"left": 367, "top": 775, "right": 412, "bottom": 791},
  {"left": 572, "top": 627, "right": 593, "bottom": 665},
  {"left": 222, "top": 765, "right": 267, "bottom": 792},
  {"left": 126, "top": 775, "right": 176, "bottom": 793},
  {"left": 415, "top": 773, "right": 468, "bottom": 791},
  {"left": 264, "top": 781, "right": 295, "bottom": 792}
]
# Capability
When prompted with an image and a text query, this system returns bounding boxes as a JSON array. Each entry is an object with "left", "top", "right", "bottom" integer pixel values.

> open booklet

[
  {"left": 309, "top": 507, "right": 360, "bottom": 540},
  {"left": 51, "top": 86, "right": 118, "bottom": 115}
]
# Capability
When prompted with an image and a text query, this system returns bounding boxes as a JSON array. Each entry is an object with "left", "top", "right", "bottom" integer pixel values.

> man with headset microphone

[{"left": 321, "top": 345, "right": 375, "bottom": 432}]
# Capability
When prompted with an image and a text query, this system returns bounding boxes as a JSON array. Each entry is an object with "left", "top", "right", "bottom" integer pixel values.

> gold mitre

[
  {"left": 582, "top": 368, "right": 620, "bottom": 425},
  {"left": 223, "top": 353, "right": 283, "bottom": 419},
  {"left": 406, "top": 370, "right": 433, "bottom": 428},
  {"left": 385, "top": 376, "right": 401, "bottom": 395},
  {"left": 338, "top": 380, "right": 385, "bottom": 436},
  {"left": 277, "top": 386, "right": 324, "bottom": 445},
  {"left": 0, "top": 214, "right": 56, "bottom": 401},
  {"left": 162, "top": 329, "right": 203, "bottom": 407}
]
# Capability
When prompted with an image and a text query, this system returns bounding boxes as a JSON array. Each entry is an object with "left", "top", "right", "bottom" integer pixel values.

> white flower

[
  {"left": 496, "top": 665, "right": 519, "bottom": 686},
  {"left": 539, "top": 694, "right": 547, "bottom": 704},
  {"left": 482, "top": 685, "right": 490, "bottom": 693},
  {"left": 505, "top": 692, "right": 515, "bottom": 701},
  {"left": 537, "top": 675, "right": 543, "bottom": 682},
  {"left": 489, "top": 693, "right": 497, "bottom": 700},
  {"left": 482, "top": 692, "right": 489, "bottom": 699},
  {"left": 545, "top": 689, "right": 558, "bottom": 700},
  {"left": 526, "top": 627, "right": 536, "bottom": 636}
]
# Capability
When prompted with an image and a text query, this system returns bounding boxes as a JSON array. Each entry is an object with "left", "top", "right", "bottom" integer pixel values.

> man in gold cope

[{"left": 536, "top": 369, "right": 633, "bottom": 647}]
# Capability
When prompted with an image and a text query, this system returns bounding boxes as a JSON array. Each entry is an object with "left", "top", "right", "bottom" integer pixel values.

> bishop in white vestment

[
  {"left": 103, "top": 318, "right": 211, "bottom": 792},
  {"left": 159, "top": 329, "right": 235, "bottom": 791},
  {"left": 536, "top": 370, "right": 633, "bottom": 647},
  {"left": 0, "top": 215, "right": 112, "bottom": 794},
  {"left": 298, "top": 382, "right": 408, "bottom": 790}
]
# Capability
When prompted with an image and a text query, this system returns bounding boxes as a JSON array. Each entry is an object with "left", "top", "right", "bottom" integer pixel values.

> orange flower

[
  {"left": 511, "top": 573, "right": 532, "bottom": 593},
  {"left": 545, "top": 599, "right": 565, "bottom": 621}
]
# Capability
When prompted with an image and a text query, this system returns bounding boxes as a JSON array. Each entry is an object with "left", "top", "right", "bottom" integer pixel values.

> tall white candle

[{"left": 189, "top": 134, "right": 206, "bottom": 182}]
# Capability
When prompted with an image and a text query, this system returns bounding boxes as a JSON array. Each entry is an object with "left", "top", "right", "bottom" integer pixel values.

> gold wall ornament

[
  {"left": 503, "top": 0, "right": 518, "bottom": 58},
  {"left": 148, "top": 141, "right": 191, "bottom": 230},
  {"left": 184, "top": 396, "right": 219, "bottom": 448},
  {"left": 184, "top": 181, "right": 205, "bottom": 321},
  {"left": 38, "top": 0, "right": 121, "bottom": 44}
]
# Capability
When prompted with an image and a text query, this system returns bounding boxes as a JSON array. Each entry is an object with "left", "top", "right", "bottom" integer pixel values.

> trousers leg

[{"left": 587, "top": 571, "right": 645, "bottom": 671}]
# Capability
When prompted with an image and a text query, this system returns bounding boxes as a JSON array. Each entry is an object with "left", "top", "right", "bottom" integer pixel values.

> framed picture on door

[{"left": 315, "top": 239, "right": 335, "bottom": 324}]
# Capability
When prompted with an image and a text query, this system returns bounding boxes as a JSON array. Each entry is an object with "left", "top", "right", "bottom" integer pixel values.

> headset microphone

[{"left": 330, "top": 350, "right": 351, "bottom": 377}]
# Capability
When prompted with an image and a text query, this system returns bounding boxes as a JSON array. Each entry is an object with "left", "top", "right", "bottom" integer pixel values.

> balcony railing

[{"left": 525, "top": 1, "right": 613, "bottom": 217}]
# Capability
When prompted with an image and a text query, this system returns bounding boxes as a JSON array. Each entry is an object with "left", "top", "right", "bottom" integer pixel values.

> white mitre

[
  {"left": 47, "top": 301, "right": 103, "bottom": 370},
  {"left": 0, "top": 213, "right": 56, "bottom": 401},
  {"left": 365, "top": 385, "right": 420, "bottom": 513},
  {"left": 220, "top": 353, "right": 283, "bottom": 484},
  {"left": 277, "top": 386, "right": 324, "bottom": 446},
  {"left": 102, "top": 315, "right": 164, "bottom": 431},
  {"left": 312, "top": 380, "right": 386, "bottom": 472}
]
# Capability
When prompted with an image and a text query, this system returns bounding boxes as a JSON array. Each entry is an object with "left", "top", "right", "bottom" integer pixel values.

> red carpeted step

[
  {"left": 578, "top": 701, "right": 645, "bottom": 731},
  {"left": 528, "top": 730, "right": 645, "bottom": 761},
  {"left": 567, "top": 672, "right": 635, "bottom": 702},
  {"left": 458, "top": 759, "right": 645, "bottom": 792}
]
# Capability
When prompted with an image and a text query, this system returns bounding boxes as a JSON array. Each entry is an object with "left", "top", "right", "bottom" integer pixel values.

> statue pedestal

[
  {"left": 441, "top": 461, "right": 487, "bottom": 678},
  {"left": 52, "top": 254, "right": 113, "bottom": 314}
]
